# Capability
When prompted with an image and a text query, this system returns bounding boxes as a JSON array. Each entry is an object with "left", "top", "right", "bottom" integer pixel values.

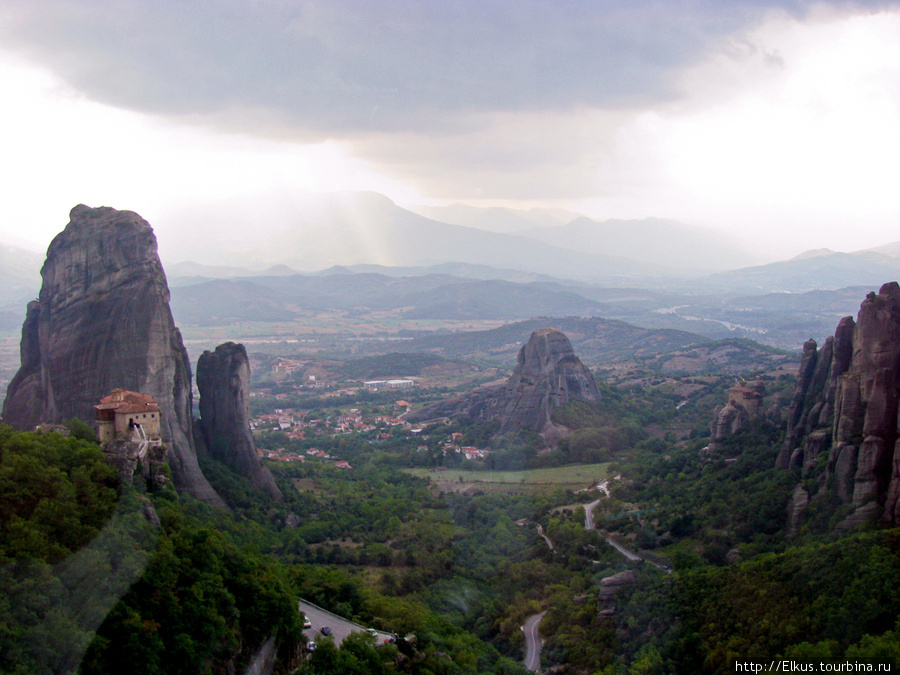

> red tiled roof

[{"left": 95, "top": 388, "right": 160, "bottom": 414}]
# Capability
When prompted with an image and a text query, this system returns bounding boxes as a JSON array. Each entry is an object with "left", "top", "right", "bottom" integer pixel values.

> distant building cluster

[
  {"left": 256, "top": 445, "right": 353, "bottom": 470},
  {"left": 363, "top": 379, "right": 414, "bottom": 390},
  {"left": 440, "top": 433, "right": 489, "bottom": 460}
]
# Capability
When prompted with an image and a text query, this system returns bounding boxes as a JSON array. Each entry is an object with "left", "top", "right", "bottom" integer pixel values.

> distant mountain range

[
  {"left": 160, "top": 191, "right": 660, "bottom": 282},
  {"left": 160, "top": 191, "right": 760, "bottom": 280},
  {"left": 166, "top": 268, "right": 873, "bottom": 350},
  {"left": 518, "top": 216, "right": 758, "bottom": 273},
  {"left": 373, "top": 316, "right": 798, "bottom": 374},
  {"left": 411, "top": 203, "right": 578, "bottom": 234},
  {"left": 706, "top": 250, "right": 900, "bottom": 293},
  {"left": 4, "top": 191, "right": 900, "bottom": 353}
]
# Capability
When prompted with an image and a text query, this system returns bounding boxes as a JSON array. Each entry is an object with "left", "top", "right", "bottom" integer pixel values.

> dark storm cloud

[{"left": 3, "top": 0, "right": 895, "bottom": 136}]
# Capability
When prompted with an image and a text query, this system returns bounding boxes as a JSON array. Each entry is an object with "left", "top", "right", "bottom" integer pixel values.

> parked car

[
  {"left": 320, "top": 626, "right": 331, "bottom": 635},
  {"left": 303, "top": 618, "right": 312, "bottom": 629},
  {"left": 306, "top": 641, "right": 316, "bottom": 652}
]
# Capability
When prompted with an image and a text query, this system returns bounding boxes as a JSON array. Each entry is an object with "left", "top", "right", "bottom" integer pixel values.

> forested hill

[
  {"left": 0, "top": 424, "right": 302, "bottom": 674},
  {"left": 396, "top": 316, "right": 795, "bottom": 372},
  {"left": 0, "top": 424, "right": 530, "bottom": 674}
]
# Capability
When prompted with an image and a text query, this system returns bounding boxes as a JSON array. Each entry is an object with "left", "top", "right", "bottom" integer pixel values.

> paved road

[
  {"left": 522, "top": 611, "right": 546, "bottom": 672},
  {"left": 298, "top": 600, "right": 394, "bottom": 648},
  {"left": 604, "top": 536, "right": 642, "bottom": 562},
  {"left": 584, "top": 499, "right": 601, "bottom": 531},
  {"left": 584, "top": 486, "right": 671, "bottom": 573}
]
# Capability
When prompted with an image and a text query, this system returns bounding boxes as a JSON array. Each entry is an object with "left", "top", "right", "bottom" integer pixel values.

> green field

[{"left": 402, "top": 462, "right": 610, "bottom": 488}]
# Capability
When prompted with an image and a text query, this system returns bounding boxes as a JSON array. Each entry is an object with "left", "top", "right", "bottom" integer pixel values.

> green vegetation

[
  {"left": 80, "top": 500, "right": 303, "bottom": 675},
  {"left": 0, "top": 425, "right": 146, "bottom": 674},
  {"left": 607, "top": 530, "right": 900, "bottom": 673},
  {"left": 3, "top": 351, "right": 900, "bottom": 674},
  {"left": 599, "top": 418, "right": 796, "bottom": 560},
  {"left": 0, "top": 425, "right": 118, "bottom": 564},
  {"left": 403, "top": 463, "right": 610, "bottom": 489}
]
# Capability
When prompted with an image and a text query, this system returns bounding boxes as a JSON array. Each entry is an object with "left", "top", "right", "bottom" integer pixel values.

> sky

[{"left": 1, "top": 0, "right": 900, "bottom": 261}]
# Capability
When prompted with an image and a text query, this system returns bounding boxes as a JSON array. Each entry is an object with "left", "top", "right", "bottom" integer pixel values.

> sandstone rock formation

[
  {"left": 404, "top": 328, "right": 600, "bottom": 441},
  {"left": 497, "top": 328, "right": 601, "bottom": 436},
  {"left": 103, "top": 438, "right": 169, "bottom": 488},
  {"left": 197, "top": 342, "right": 283, "bottom": 500},
  {"left": 778, "top": 282, "right": 900, "bottom": 526},
  {"left": 597, "top": 569, "right": 637, "bottom": 617},
  {"left": 1, "top": 205, "right": 223, "bottom": 506}
]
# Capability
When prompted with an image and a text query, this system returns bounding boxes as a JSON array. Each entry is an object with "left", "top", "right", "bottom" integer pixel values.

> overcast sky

[{"left": 2, "top": 0, "right": 900, "bottom": 259}]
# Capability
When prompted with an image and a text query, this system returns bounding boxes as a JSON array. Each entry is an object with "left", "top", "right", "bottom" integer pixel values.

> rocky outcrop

[
  {"left": 597, "top": 569, "right": 637, "bottom": 617},
  {"left": 778, "top": 282, "right": 900, "bottom": 525},
  {"left": 400, "top": 383, "right": 507, "bottom": 426},
  {"left": 497, "top": 328, "right": 601, "bottom": 437},
  {"left": 404, "top": 328, "right": 600, "bottom": 441},
  {"left": 1, "top": 205, "right": 223, "bottom": 506},
  {"left": 786, "top": 484, "right": 810, "bottom": 537},
  {"left": 103, "top": 439, "right": 169, "bottom": 488},
  {"left": 196, "top": 342, "right": 283, "bottom": 500}
]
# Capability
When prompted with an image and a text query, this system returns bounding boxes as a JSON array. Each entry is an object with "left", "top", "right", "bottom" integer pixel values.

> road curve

[
  {"left": 523, "top": 611, "right": 546, "bottom": 672},
  {"left": 298, "top": 599, "right": 394, "bottom": 647},
  {"left": 584, "top": 499, "right": 601, "bottom": 530},
  {"left": 584, "top": 491, "right": 671, "bottom": 573},
  {"left": 604, "top": 536, "right": 642, "bottom": 562}
]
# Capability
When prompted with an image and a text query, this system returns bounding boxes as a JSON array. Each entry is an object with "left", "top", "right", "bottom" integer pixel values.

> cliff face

[
  {"left": 2, "top": 205, "right": 223, "bottom": 506},
  {"left": 779, "top": 282, "right": 900, "bottom": 526},
  {"left": 405, "top": 328, "right": 600, "bottom": 440},
  {"left": 196, "top": 342, "right": 283, "bottom": 500},
  {"left": 497, "top": 328, "right": 601, "bottom": 437}
]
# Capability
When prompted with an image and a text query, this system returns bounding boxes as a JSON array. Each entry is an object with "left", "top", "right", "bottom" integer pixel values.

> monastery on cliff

[{"left": 94, "top": 388, "right": 162, "bottom": 445}]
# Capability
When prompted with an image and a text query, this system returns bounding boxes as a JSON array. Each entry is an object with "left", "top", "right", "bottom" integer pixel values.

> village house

[
  {"left": 273, "top": 359, "right": 303, "bottom": 374},
  {"left": 373, "top": 415, "right": 404, "bottom": 426},
  {"left": 461, "top": 447, "right": 486, "bottom": 460}
]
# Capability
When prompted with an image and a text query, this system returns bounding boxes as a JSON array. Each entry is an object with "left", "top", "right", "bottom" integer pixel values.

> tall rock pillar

[
  {"left": 2, "top": 205, "right": 223, "bottom": 506},
  {"left": 498, "top": 327, "right": 601, "bottom": 438},
  {"left": 197, "top": 342, "right": 283, "bottom": 500}
]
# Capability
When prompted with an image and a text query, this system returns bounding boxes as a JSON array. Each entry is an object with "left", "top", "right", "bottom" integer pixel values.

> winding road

[
  {"left": 522, "top": 611, "right": 546, "bottom": 672},
  {"left": 584, "top": 486, "right": 671, "bottom": 573}
]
